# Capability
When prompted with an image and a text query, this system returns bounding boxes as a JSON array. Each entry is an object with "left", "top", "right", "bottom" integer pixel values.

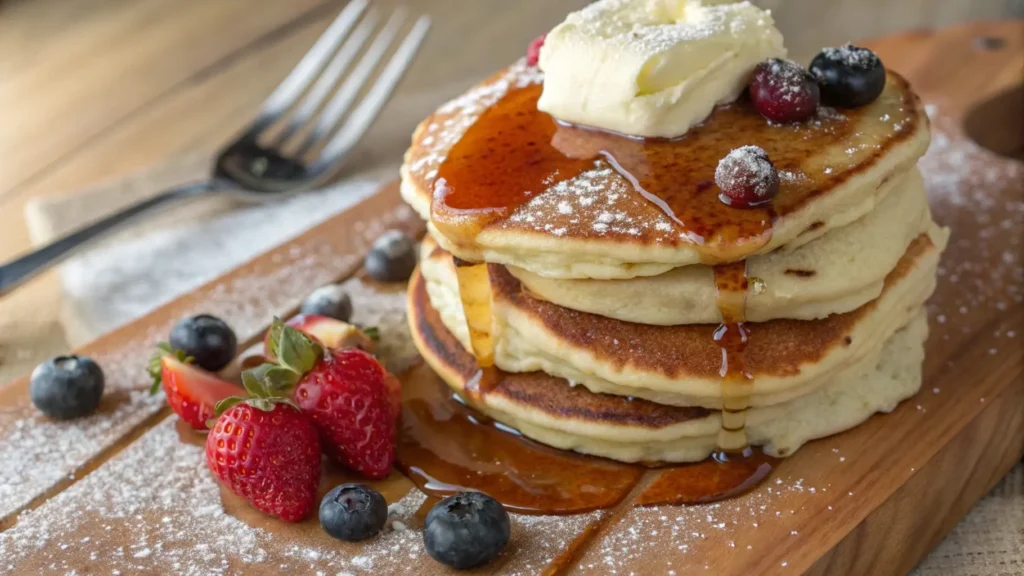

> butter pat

[{"left": 537, "top": 0, "right": 786, "bottom": 138}]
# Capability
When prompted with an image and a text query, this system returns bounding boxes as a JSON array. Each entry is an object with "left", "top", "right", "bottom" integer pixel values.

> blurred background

[{"left": 0, "top": 0, "right": 1021, "bottom": 384}]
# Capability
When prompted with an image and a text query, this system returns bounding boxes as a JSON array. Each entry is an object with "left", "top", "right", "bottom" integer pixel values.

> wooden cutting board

[{"left": 0, "top": 21, "right": 1021, "bottom": 576}]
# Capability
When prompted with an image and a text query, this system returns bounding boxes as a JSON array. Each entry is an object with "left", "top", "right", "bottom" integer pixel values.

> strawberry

[
  {"left": 526, "top": 34, "right": 546, "bottom": 67},
  {"left": 206, "top": 399, "right": 321, "bottom": 522},
  {"left": 264, "top": 315, "right": 377, "bottom": 359},
  {"left": 247, "top": 319, "right": 396, "bottom": 479},
  {"left": 148, "top": 344, "right": 240, "bottom": 430}
]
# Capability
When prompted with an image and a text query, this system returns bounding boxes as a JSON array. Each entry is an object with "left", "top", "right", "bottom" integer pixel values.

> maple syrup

[
  {"left": 452, "top": 257, "right": 496, "bottom": 367},
  {"left": 414, "top": 76, "right": 854, "bottom": 514},
  {"left": 452, "top": 257, "right": 500, "bottom": 400},
  {"left": 428, "top": 83, "right": 880, "bottom": 263},
  {"left": 395, "top": 363, "right": 643, "bottom": 515},
  {"left": 636, "top": 448, "right": 775, "bottom": 507},
  {"left": 395, "top": 361, "right": 777, "bottom": 516},
  {"left": 712, "top": 261, "right": 755, "bottom": 451}
]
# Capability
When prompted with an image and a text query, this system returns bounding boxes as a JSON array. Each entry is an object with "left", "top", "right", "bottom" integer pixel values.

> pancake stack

[{"left": 400, "top": 57, "right": 947, "bottom": 463}]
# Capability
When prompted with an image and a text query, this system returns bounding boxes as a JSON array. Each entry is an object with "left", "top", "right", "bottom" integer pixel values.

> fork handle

[{"left": 0, "top": 181, "right": 215, "bottom": 297}]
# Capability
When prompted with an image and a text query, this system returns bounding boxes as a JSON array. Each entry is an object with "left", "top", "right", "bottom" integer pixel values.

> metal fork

[{"left": 0, "top": 0, "right": 430, "bottom": 297}]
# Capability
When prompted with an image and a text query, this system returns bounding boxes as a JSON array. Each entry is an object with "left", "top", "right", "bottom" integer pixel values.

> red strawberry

[
  {"left": 527, "top": 34, "right": 546, "bottom": 67},
  {"left": 148, "top": 345, "right": 240, "bottom": 430},
  {"left": 252, "top": 319, "right": 396, "bottom": 479},
  {"left": 293, "top": 348, "right": 396, "bottom": 477},
  {"left": 206, "top": 401, "right": 320, "bottom": 522}
]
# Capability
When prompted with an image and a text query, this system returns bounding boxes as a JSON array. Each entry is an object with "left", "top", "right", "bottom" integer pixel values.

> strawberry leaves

[
  {"left": 266, "top": 318, "right": 322, "bottom": 374},
  {"left": 218, "top": 318, "right": 324, "bottom": 418},
  {"left": 147, "top": 343, "right": 193, "bottom": 395}
]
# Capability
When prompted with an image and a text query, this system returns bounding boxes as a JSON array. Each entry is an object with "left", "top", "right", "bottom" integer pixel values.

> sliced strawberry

[
  {"left": 264, "top": 315, "right": 375, "bottom": 358},
  {"left": 527, "top": 34, "right": 546, "bottom": 66},
  {"left": 152, "top": 351, "right": 240, "bottom": 430}
]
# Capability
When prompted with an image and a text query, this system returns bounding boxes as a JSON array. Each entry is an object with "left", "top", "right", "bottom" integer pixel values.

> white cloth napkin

[{"left": 25, "top": 158, "right": 397, "bottom": 345}]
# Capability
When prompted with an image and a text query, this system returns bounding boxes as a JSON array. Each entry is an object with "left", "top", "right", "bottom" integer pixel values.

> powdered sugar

[
  {"left": 759, "top": 58, "right": 815, "bottom": 104},
  {"left": 0, "top": 199, "right": 418, "bottom": 525},
  {"left": 0, "top": 416, "right": 606, "bottom": 575},
  {"left": 568, "top": 0, "right": 758, "bottom": 58},
  {"left": 821, "top": 43, "right": 880, "bottom": 69},
  {"left": 715, "top": 145, "right": 778, "bottom": 203},
  {"left": 504, "top": 164, "right": 682, "bottom": 241}
]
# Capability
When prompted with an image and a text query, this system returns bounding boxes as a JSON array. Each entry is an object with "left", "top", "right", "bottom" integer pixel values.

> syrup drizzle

[
  {"left": 416, "top": 78, "right": 847, "bottom": 513},
  {"left": 394, "top": 362, "right": 776, "bottom": 515},
  {"left": 712, "top": 260, "right": 754, "bottom": 451},
  {"left": 396, "top": 363, "right": 643, "bottom": 515},
  {"left": 429, "top": 82, "right": 874, "bottom": 262},
  {"left": 451, "top": 256, "right": 501, "bottom": 400},
  {"left": 398, "top": 276, "right": 780, "bottom": 516}
]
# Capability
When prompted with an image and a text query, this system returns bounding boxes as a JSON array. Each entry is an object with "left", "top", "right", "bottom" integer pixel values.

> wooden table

[
  {"left": 0, "top": 0, "right": 1021, "bottom": 384},
  {"left": 0, "top": 1, "right": 1021, "bottom": 574}
]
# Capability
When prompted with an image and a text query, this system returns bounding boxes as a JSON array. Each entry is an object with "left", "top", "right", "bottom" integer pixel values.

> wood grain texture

[
  {"left": 0, "top": 13, "right": 1021, "bottom": 576},
  {"left": 0, "top": 183, "right": 422, "bottom": 527}
]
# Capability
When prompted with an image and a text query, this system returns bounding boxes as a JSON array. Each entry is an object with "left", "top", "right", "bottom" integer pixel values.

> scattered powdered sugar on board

[
  {"left": 0, "top": 197, "right": 419, "bottom": 524},
  {"left": 0, "top": 418, "right": 431, "bottom": 575},
  {"left": 920, "top": 104, "right": 1023, "bottom": 318},
  {"left": 1, "top": 414, "right": 607, "bottom": 574},
  {"left": 575, "top": 474, "right": 826, "bottom": 573},
  {"left": 1, "top": 256, "right": 608, "bottom": 574}
]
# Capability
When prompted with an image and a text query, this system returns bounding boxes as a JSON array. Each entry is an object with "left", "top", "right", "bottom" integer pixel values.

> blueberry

[
  {"left": 715, "top": 145, "right": 779, "bottom": 208},
  {"left": 30, "top": 355, "right": 105, "bottom": 420},
  {"left": 319, "top": 484, "right": 388, "bottom": 541},
  {"left": 365, "top": 230, "right": 417, "bottom": 283},
  {"left": 749, "top": 58, "right": 820, "bottom": 123},
  {"left": 424, "top": 492, "right": 510, "bottom": 570},
  {"left": 169, "top": 314, "right": 237, "bottom": 372},
  {"left": 809, "top": 44, "right": 885, "bottom": 108},
  {"left": 300, "top": 284, "right": 353, "bottom": 321}
]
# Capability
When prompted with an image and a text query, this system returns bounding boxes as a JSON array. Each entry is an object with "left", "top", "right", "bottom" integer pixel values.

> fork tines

[{"left": 249, "top": 0, "right": 430, "bottom": 169}]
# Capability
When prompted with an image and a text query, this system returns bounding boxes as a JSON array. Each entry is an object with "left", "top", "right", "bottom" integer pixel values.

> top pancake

[{"left": 401, "top": 60, "right": 930, "bottom": 279}]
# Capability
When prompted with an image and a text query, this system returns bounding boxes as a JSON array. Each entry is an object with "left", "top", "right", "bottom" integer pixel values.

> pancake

[
  {"left": 509, "top": 168, "right": 932, "bottom": 324},
  {"left": 408, "top": 267, "right": 929, "bottom": 463},
  {"left": 419, "top": 226, "right": 947, "bottom": 408},
  {"left": 401, "top": 60, "right": 931, "bottom": 280}
]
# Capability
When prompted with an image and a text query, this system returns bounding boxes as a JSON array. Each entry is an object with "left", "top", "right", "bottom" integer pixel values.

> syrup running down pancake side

[
  {"left": 712, "top": 260, "right": 755, "bottom": 452},
  {"left": 402, "top": 275, "right": 781, "bottom": 514},
  {"left": 418, "top": 69, "right": 907, "bottom": 506}
]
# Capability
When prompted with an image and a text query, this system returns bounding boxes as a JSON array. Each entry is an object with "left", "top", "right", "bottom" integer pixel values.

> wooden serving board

[{"left": 0, "top": 21, "right": 1022, "bottom": 576}]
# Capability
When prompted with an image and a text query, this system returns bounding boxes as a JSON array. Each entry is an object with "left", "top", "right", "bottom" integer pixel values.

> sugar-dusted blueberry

[
  {"left": 30, "top": 355, "right": 105, "bottom": 419},
  {"left": 424, "top": 491, "right": 510, "bottom": 570},
  {"left": 715, "top": 145, "right": 780, "bottom": 208},
  {"left": 319, "top": 484, "right": 388, "bottom": 541},
  {"left": 169, "top": 314, "right": 237, "bottom": 372},
  {"left": 300, "top": 284, "right": 353, "bottom": 322},
  {"left": 749, "top": 58, "right": 820, "bottom": 123},
  {"left": 365, "top": 230, "right": 417, "bottom": 283},
  {"left": 810, "top": 44, "right": 885, "bottom": 108}
]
